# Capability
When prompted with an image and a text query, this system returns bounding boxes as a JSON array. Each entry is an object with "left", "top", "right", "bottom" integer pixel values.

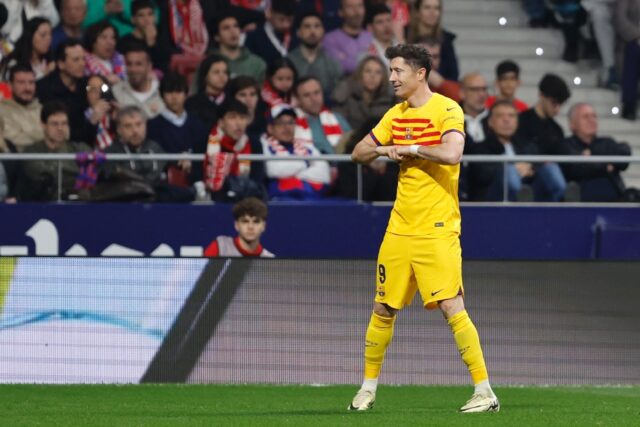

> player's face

[
  {"left": 497, "top": 72, "right": 519, "bottom": 99},
  {"left": 388, "top": 57, "right": 423, "bottom": 99},
  {"left": 235, "top": 215, "right": 266, "bottom": 244},
  {"left": 219, "top": 111, "right": 250, "bottom": 140},
  {"left": 296, "top": 79, "right": 324, "bottom": 116},
  {"left": 216, "top": 17, "right": 241, "bottom": 48},
  {"left": 488, "top": 104, "right": 518, "bottom": 139}
]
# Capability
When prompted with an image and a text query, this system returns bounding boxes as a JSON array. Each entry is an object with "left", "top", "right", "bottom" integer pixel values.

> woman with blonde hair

[
  {"left": 331, "top": 55, "right": 395, "bottom": 131},
  {"left": 407, "top": 0, "right": 459, "bottom": 81}
]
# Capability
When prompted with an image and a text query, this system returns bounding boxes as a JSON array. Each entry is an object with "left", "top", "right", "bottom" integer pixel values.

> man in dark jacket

[{"left": 562, "top": 102, "right": 631, "bottom": 201}]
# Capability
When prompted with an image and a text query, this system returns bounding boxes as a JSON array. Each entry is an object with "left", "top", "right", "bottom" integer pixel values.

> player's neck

[
  {"left": 406, "top": 85, "right": 433, "bottom": 108},
  {"left": 237, "top": 236, "right": 260, "bottom": 253}
]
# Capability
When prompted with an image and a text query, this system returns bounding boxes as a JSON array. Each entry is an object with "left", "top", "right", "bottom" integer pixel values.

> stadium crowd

[{"left": 0, "top": 0, "right": 635, "bottom": 203}]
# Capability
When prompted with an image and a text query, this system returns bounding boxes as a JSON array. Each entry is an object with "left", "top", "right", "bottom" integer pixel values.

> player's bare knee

[
  {"left": 438, "top": 295, "right": 465, "bottom": 319},
  {"left": 373, "top": 302, "right": 397, "bottom": 318}
]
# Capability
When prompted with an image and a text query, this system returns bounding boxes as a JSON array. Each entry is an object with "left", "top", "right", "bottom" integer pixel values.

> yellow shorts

[{"left": 375, "top": 232, "right": 464, "bottom": 310}]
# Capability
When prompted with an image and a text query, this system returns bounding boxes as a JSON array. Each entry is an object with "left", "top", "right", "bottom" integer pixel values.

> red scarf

[
  {"left": 169, "top": 0, "right": 209, "bottom": 56},
  {"left": 205, "top": 124, "right": 251, "bottom": 191},
  {"left": 295, "top": 107, "right": 344, "bottom": 148},
  {"left": 261, "top": 80, "right": 290, "bottom": 109}
]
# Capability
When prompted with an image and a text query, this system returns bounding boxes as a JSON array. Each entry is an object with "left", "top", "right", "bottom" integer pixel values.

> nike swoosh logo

[
  {"left": 446, "top": 107, "right": 456, "bottom": 111},
  {"left": 431, "top": 289, "right": 444, "bottom": 296}
]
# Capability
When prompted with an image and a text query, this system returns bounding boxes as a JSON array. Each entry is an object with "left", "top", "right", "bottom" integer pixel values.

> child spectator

[
  {"left": 118, "top": 0, "right": 167, "bottom": 73},
  {"left": 486, "top": 60, "right": 528, "bottom": 113},
  {"left": 261, "top": 57, "right": 297, "bottom": 109}
]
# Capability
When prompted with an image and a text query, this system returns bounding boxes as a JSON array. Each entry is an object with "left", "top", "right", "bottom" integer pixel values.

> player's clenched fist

[{"left": 376, "top": 145, "right": 407, "bottom": 161}]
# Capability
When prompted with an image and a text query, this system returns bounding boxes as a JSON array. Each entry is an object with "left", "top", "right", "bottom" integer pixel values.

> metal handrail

[{"left": 2, "top": 152, "right": 638, "bottom": 203}]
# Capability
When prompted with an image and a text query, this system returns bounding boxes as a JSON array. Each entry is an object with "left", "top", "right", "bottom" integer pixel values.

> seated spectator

[
  {"left": 365, "top": 3, "right": 398, "bottom": 68},
  {"left": 212, "top": 11, "right": 266, "bottom": 84},
  {"left": 0, "top": 17, "right": 54, "bottom": 80},
  {"left": 244, "top": 0, "right": 297, "bottom": 65},
  {"left": 203, "top": 197, "right": 274, "bottom": 258},
  {"left": 407, "top": 0, "right": 458, "bottom": 81},
  {"left": 334, "top": 117, "right": 398, "bottom": 201},
  {"left": 104, "top": 105, "right": 194, "bottom": 202},
  {"left": 288, "top": 11, "right": 343, "bottom": 98},
  {"left": 228, "top": 75, "right": 268, "bottom": 144},
  {"left": 2, "top": 0, "right": 59, "bottom": 46},
  {"left": 51, "top": 0, "right": 86, "bottom": 53},
  {"left": 294, "top": 76, "right": 352, "bottom": 154},
  {"left": 324, "top": 0, "right": 373, "bottom": 75},
  {"left": 147, "top": 72, "right": 209, "bottom": 184},
  {"left": 467, "top": 100, "right": 561, "bottom": 202},
  {"left": 84, "top": 21, "right": 126, "bottom": 85},
  {"left": 261, "top": 104, "right": 331, "bottom": 200},
  {"left": 261, "top": 57, "right": 297, "bottom": 109},
  {"left": 112, "top": 41, "right": 165, "bottom": 119},
  {"left": 417, "top": 36, "right": 460, "bottom": 102},
  {"left": 84, "top": 74, "right": 118, "bottom": 150},
  {"left": 185, "top": 53, "right": 229, "bottom": 129},
  {"left": 332, "top": 55, "right": 394, "bottom": 132},
  {"left": 204, "top": 99, "right": 266, "bottom": 201},
  {"left": 517, "top": 73, "right": 571, "bottom": 155},
  {"left": 36, "top": 39, "right": 89, "bottom": 144},
  {"left": 15, "top": 101, "right": 90, "bottom": 201},
  {"left": 616, "top": 0, "right": 640, "bottom": 120},
  {"left": 0, "top": 65, "right": 44, "bottom": 152},
  {"left": 460, "top": 72, "right": 489, "bottom": 144},
  {"left": 562, "top": 102, "right": 631, "bottom": 202},
  {"left": 118, "top": 0, "right": 166, "bottom": 73},
  {"left": 160, "top": 0, "right": 209, "bottom": 78},
  {"left": 486, "top": 60, "right": 528, "bottom": 113},
  {"left": 583, "top": 0, "right": 618, "bottom": 89},
  {"left": 84, "top": 0, "right": 143, "bottom": 37}
]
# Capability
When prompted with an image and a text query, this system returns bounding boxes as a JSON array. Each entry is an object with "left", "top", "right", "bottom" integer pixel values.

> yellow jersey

[{"left": 370, "top": 93, "right": 465, "bottom": 236}]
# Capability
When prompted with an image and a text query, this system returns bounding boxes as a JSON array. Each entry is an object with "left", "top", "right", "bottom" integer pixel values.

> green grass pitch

[{"left": 1, "top": 384, "right": 638, "bottom": 426}]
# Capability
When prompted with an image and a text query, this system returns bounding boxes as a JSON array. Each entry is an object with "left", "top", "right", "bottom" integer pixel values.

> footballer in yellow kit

[
  {"left": 370, "top": 93, "right": 465, "bottom": 310},
  {"left": 349, "top": 44, "right": 499, "bottom": 414}
]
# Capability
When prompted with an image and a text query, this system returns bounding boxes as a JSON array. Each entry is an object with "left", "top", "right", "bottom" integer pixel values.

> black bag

[{"left": 79, "top": 168, "right": 156, "bottom": 202}]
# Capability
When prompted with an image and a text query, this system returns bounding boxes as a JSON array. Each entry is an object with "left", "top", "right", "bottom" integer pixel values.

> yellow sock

[
  {"left": 363, "top": 312, "right": 396, "bottom": 379},
  {"left": 448, "top": 310, "right": 488, "bottom": 384}
]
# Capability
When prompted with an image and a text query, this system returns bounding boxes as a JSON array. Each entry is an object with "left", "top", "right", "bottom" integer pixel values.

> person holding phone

[{"left": 85, "top": 74, "right": 119, "bottom": 149}]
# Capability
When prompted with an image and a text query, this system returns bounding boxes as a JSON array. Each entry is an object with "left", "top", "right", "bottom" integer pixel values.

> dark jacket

[
  {"left": 439, "top": 30, "right": 460, "bottom": 81},
  {"left": 332, "top": 79, "right": 395, "bottom": 130},
  {"left": 562, "top": 134, "right": 630, "bottom": 201},
  {"left": 103, "top": 139, "right": 167, "bottom": 185},
  {"left": 516, "top": 108, "right": 568, "bottom": 155},
  {"left": 185, "top": 93, "right": 220, "bottom": 131},
  {"left": 244, "top": 25, "right": 297, "bottom": 66}
]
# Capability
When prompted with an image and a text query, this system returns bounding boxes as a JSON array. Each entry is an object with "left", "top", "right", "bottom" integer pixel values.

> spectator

[
  {"left": 486, "top": 60, "right": 528, "bottom": 113},
  {"left": 288, "top": 11, "right": 343, "bottom": 98},
  {"left": 261, "top": 57, "right": 297, "bottom": 109},
  {"left": 203, "top": 197, "right": 275, "bottom": 258},
  {"left": 261, "top": 104, "right": 330, "bottom": 200},
  {"left": 460, "top": 72, "right": 489, "bottom": 144},
  {"left": 112, "top": 41, "right": 165, "bottom": 119},
  {"left": 160, "top": 0, "right": 209, "bottom": 77},
  {"left": 583, "top": 0, "right": 618, "bottom": 89},
  {"left": 563, "top": 102, "right": 631, "bottom": 201},
  {"left": 517, "top": 73, "right": 571, "bottom": 155},
  {"left": 297, "top": 0, "right": 341, "bottom": 33},
  {"left": 84, "top": 21, "right": 126, "bottom": 85},
  {"left": 15, "top": 101, "right": 90, "bottom": 201},
  {"left": 0, "top": 17, "right": 53, "bottom": 80},
  {"left": 553, "top": 0, "right": 585, "bottom": 63},
  {"left": 147, "top": 72, "right": 209, "bottom": 184},
  {"left": 293, "top": 76, "right": 352, "bottom": 154},
  {"left": 185, "top": 53, "right": 229, "bottom": 129},
  {"left": 407, "top": 0, "right": 458, "bottom": 81},
  {"left": 84, "top": 0, "right": 148, "bottom": 37},
  {"left": 616, "top": 0, "right": 640, "bottom": 120},
  {"left": 332, "top": 55, "right": 395, "bottom": 131},
  {"left": 417, "top": 36, "right": 460, "bottom": 102},
  {"left": 0, "top": 5, "right": 10, "bottom": 65},
  {"left": 365, "top": 3, "right": 398, "bottom": 68},
  {"left": 51, "top": 0, "right": 86, "bottom": 53},
  {"left": 117, "top": 0, "right": 166, "bottom": 73},
  {"left": 244, "top": 0, "right": 297, "bottom": 65},
  {"left": 334, "top": 116, "right": 398, "bottom": 201},
  {"left": 467, "top": 100, "right": 541, "bottom": 202},
  {"left": 324, "top": 0, "right": 373, "bottom": 75},
  {"left": 84, "top": 74, "right": 118, "bottom": 150},
  {"left": 0, "top": 161, "right": 8, "bottom": 201},
  {"left": 2, "top": 0, "right": 59, "bottom": 45},
  {"left": 36, "top": 39, "right": 89, "bottom": 144},
  {"left": 105, "top": 105, "right": 194, "bottom": 202},
  {"left": 0, "top": 65, "right": 44, "bottom": 152},
  {"left": 228, "top": 75, "right": 269, "bottom": 168},
  {"left": 204, "top": 98, "right": 266, "bottom": 201}
]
